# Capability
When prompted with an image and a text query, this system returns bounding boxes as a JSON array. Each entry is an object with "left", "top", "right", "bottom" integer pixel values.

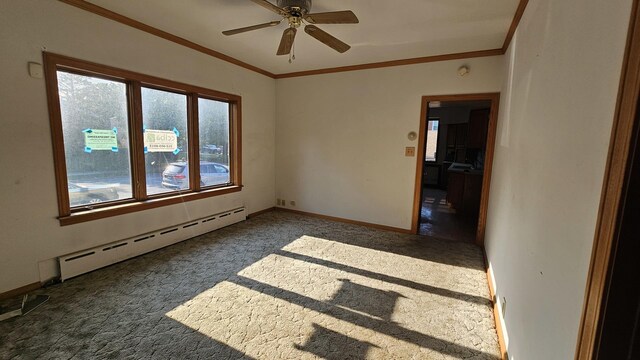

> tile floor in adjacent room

[
  {"left": 0, "top": 211, "right": 500, "bottom": 359},
  {"left": 419, "top": 188, "right": 479, "bottom": 243}
]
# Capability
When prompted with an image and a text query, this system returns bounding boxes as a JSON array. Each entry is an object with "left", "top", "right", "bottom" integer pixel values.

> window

[
  {"left": 425, "top": 119, "right": 439, "bottom": 161},
  {"left": 57, "top": 71, "right": 133, "bottom": 206},
  {"left": 198, "top": 97, "right": 231, "bottom": 187},
  {"left": 44, "top": 53, "right": 242, "bottom": 225},
  {"left": 141, "top": 87, "right": 189, "bottom": 195}
]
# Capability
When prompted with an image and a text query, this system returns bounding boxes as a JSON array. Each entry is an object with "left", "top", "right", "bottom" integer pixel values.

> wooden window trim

[
  {"left": 43, "top": 52, "right": 242, "bottom": 226},
  {"left": 189, "top": 94, "right": 200, "bottom": 192}
]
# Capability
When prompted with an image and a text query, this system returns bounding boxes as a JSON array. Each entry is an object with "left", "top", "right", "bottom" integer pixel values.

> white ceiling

[{"left": 86, "top": 0, "right": 520, "bottom": 75}]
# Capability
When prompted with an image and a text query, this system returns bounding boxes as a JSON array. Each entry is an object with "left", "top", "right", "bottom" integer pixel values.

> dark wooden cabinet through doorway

[
  {"left": 468, "top": 109, "right": 490, "bottom": 149},
  {"left": 445, "top": 124, "right": 467, "bottom": 162}
]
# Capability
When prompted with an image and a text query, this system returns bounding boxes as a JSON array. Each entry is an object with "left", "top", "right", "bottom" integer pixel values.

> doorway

[
  {"left": 411, "top": 93, "right": 500, "bottom": 246},
  {"left": 575, "top": 1, "right": 640, "bottom": 357},
  {"left": 593, "top": 95, "right": 640, "bottom": 359}
]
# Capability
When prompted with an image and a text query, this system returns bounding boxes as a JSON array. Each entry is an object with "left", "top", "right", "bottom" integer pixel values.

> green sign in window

[{"left": 83, "top": 128, "right": 118, "bottom": 152}]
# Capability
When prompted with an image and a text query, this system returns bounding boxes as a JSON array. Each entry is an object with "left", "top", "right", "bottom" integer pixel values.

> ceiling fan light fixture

[
  {"left": 276, "top": 0, "right": 312, "bottom": 16},
  {"left": 223, "top": 0, "right": 358, "bottom": 59}
]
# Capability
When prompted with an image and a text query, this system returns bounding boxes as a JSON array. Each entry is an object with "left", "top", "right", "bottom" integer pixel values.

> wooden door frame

[
  {"left": 411, "top": 92, "right": 500, "bottom": 246},
  {"left": 575, "top": 0, "right": 640, "bottom": 358}
]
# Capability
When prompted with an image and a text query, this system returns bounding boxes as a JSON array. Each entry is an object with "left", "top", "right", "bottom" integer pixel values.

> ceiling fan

[{"left": 222, "top": 0, "right": 359, "bottom": 57}]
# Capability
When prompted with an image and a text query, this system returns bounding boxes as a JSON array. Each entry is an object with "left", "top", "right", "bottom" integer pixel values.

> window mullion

[
  {"left": 189, "top": 94, "right": 200, "bottom": 192},
  {"left": 44, "top": 60, "right": 72, "bottom": 217},
  {"left": 130, "top": 81, "right": 148, "bottom": 200},
  {"left": 231, "top": 101, "right": 242, "bottom": 186}
]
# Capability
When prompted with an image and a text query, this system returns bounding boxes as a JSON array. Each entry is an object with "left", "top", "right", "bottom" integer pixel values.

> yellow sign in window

[{"left": 144, "top": 128, "right": 180, "bottom": 154}]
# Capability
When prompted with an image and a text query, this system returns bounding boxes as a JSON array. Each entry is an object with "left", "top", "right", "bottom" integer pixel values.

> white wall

[
  {"left": 0, "top": 0, "right": 276, "bottom": 294},
  {"left": 484, "top": 0, "right": 633, "bottom": 358},
  {"left": 275, "top": 57, "right": 503, "bottom": 229}
]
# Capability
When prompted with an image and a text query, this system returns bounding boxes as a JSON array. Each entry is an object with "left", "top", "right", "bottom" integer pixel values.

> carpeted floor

[{"left": 0, "top": 211, "right": 500, "bottom": 359}]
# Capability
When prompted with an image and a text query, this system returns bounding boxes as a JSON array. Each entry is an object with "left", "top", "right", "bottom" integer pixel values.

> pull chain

[{"left": 289, "top": 42, "right": 296, "bottom": 63}]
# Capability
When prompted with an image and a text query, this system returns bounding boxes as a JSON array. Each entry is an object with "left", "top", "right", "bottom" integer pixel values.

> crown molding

[
  {"left": 59, "top": 0, "right": 530, "bottom": 79},
  {"left": 274, "top": 49, "right": 504, "bottom": 79},
  {"left": 58, "top": 0, "right": 276, "bottom": 78},
  {"left": 502, "top": 0, "right": 530, "bottom": 52}
]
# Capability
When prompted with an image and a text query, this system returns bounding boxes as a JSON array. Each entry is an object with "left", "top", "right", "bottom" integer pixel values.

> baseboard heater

[{"left": 58, "top": 207, "right": 246, "bottom": 281}]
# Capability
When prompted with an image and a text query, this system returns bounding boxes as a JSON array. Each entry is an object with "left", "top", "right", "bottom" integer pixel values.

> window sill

[{"left": 58, "top": 185, "right": 242, "bottom": 226}]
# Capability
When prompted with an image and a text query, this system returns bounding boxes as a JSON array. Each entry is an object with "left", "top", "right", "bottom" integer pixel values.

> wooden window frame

[{"left": 43, "top": 52, "right": 242, "bottom": 226}]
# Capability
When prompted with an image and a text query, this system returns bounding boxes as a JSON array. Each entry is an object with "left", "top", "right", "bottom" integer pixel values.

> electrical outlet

[
  {"left": 290, "top": 200, "right": 296, "bottom": 206},
  {"left": 501, "top": 296, "right": 507, "bottom": 317},
  {"left": 276, "top": 199, "right": 281, "bottom": 206},
  {"left": 405, "top": 146, "right": 415, "bottom": 157},
  {"left": 281, "top": 200, "right": 286, "bottom": 207}
]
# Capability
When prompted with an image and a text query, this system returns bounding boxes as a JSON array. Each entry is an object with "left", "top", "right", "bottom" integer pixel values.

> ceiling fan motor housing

[{"left": 277, "top": 0, "right": 312, "bottom": 16}]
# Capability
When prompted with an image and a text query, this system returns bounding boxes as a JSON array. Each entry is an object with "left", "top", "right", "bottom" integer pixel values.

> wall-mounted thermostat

[{"left": 28, "top": 62, "right": 43, "bottom": 79}]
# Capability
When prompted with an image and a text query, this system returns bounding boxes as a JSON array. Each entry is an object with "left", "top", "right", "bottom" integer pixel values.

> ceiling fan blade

[
  {"left": 222, "top": 20, "right": 282, "bottom": 36},
  {"left": 249, "top": 0, "right": 287, "bottom": 16},
  {"left": 304, "top": 25, "right": 351, "bottom": 53},
  {"left": 305, "top": 10, "right": 359, "bottom": 24},
  {"left": 277, "top": 27, "right": 297, "bottom": 55}
]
